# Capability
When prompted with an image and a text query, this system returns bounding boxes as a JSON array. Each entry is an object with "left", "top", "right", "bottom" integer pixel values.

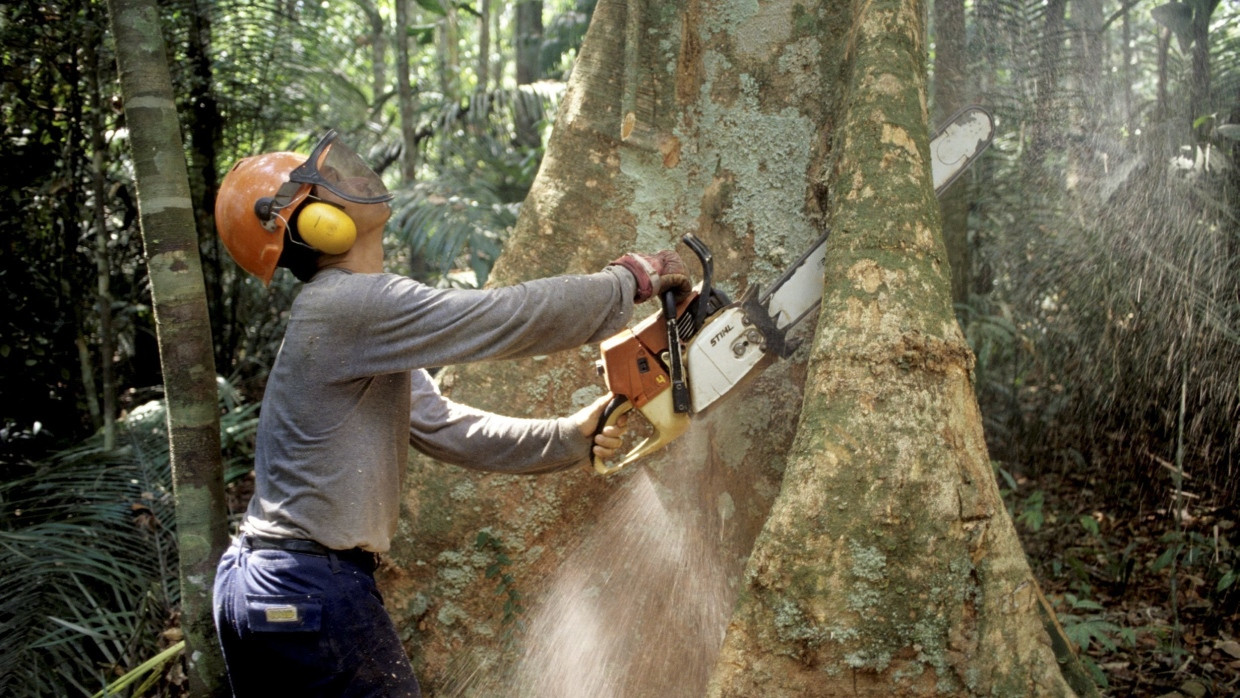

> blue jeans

[{"left": 213, "top": 538, "right": 421, "bottom": 697}]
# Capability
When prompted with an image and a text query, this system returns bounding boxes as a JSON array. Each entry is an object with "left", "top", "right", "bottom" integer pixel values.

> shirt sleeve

[
  {"left": 337, "top": 267, "right": 637, "bottom": 379},
  {"left": 407, "top": 369, "right": 591, "bottom": 474}
]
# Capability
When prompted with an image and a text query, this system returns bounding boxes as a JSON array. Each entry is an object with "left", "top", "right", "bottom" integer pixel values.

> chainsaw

[{"left": 592, "top": 106, "right": 996, "bottom": 474}]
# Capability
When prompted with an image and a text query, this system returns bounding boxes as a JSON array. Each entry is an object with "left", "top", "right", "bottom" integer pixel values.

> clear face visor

[
  {"left": 292, "top": 130, "right": 393, "bottom": 204},
  {"left": 263, "top": 130, "right": 392, "bottom": 223}
]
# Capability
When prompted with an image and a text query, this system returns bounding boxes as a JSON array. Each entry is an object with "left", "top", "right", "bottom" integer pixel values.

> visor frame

[{"left": 288, "top": 129, "right": 394, "bottom": 206}]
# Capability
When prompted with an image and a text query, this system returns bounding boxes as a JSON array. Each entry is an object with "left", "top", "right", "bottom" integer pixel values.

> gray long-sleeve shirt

[{"left": 242, "top": 266, "right": 637, "bottom": 552}]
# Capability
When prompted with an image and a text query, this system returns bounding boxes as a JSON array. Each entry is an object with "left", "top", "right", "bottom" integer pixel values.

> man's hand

[
  {"left": 574, "top": 394, "right": 629, "bottom": 460},
  {"left": 610, "top": 250, "right": 693, "bottom": 303}
]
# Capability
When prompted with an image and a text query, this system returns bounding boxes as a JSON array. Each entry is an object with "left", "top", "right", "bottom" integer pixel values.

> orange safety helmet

[
  {"left": 215, "top": 130, "right": 393, "bottom": 284},
  {"left": 215, "top": 151, "right": 308, "bottom": 284}
]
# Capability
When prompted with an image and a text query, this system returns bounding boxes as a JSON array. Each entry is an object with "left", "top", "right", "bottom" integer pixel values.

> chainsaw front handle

[{"left": 591, "top": 391, "right": 691, "bottom": 475}]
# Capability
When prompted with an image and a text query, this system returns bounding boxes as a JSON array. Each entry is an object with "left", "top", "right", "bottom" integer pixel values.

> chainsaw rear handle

[
  {"left": 589, "top": 234, "right": 714, "bottom": 475},
  {"left": 591, "top": 391, "right": 691, "bottom": 475}
]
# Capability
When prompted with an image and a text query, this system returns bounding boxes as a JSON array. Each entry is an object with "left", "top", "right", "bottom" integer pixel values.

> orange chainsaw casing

[{"left": 596, "top": 291, "right": 698, "bottom": 409}]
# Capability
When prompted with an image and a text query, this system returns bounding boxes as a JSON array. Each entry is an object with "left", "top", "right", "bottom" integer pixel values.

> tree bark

[
  {"left": 86, "top": 27, "right": 118, "bottom": 449},
  {"left": 397, "top": 0, "right": 420, "bottom": 181},
  {"left": 438, "top": 6, "right": 461, "bottom": 96},
  {"left": 1029, "top": 0, "right": 1065, "bottom": 176},
  {"left": 478, "top": 0, "right": 491, "bottom": 91},
  {"left": 385, "top": 1, "right": 827, "bottom": 693},
  {"left": 708, "top": 0, "right": 1077, "bottom": 694},
  {"left": 106, "top": 0, "right": 229, "bottom": 693},
  {"left": 182, "top": 0, "right": 227, "bottom": 371},
  {"left": 1190, "top": 0, "right": 1221, "bottom": 141},
  {"left": 516, "top": 0, "right": 543, "bottom": 85},
  {"left": 381, "top": 0, "right": 1081, "bottom": 695},
  {"left": 354, "top": 0, "right": 389, "bottom": 101}
]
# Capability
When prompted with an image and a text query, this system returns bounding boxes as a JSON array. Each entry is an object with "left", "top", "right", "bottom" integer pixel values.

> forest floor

[
  {"left": 225, "top": 464, "right": 1237, "bottom": 697},
  {"left": 1016, "top": 466, "right": 1240, "bottom": 697}
]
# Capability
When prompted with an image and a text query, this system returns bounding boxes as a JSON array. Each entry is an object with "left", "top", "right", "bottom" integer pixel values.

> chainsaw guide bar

[{"left": 593, "top": 107, "right": 996, "bottom": 474}]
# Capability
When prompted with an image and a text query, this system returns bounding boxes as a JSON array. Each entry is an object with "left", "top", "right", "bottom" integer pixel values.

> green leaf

[
  {"left": 414, "top": 0, "right": 446, "bottom": 15},
  {"left": 1018, "top": 508, "right": 1044, "bottom": 532},
  {"left": 994, "top": 462, "right": 1018, "bottom": 491},
  {"left": 1071, "top": 598, "right": 1106, "bottom": 612},
  {"left": 1216, "top": 124, "right": 1240, "bottom": 141},
  {"left": 1064, "top": 618, "right": 1121, "bottom": 652},
  {"left": 1151, "top": 544, "right": 1181, "bottom": 572},
  {"left": 1218, "top": 570, "right": 1237, "bottom": 592},
  {"left": 1081, "top": 656, "right": 1110, "bottom": 688},
  {"left": 1080, "top": 516, "right": 1100, "bottom": 537},
  {"left": 408, "top": 25, "right": 436, "bottom": 46}
]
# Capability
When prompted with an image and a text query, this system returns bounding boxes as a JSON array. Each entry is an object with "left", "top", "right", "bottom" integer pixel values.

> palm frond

[
  {"left": 0, "top": 375, "right": 259, "bottom": 697},
  {"left": 387, "top": 83, "right": 563, "bottom": 286}
]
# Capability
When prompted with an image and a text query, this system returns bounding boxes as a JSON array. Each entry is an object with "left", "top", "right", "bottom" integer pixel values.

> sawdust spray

[{"left": 510, "top": 433, "right": 738, "bottom": 697}]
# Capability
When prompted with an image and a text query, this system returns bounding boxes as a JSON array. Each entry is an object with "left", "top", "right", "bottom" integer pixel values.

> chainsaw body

[{"left": 591, "top": 107, "right": 996, "bottom": 474}]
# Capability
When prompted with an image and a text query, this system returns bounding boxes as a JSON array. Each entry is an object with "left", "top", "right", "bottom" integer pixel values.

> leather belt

[{"left": 242, "top": 535, "right": 379, "bottom": 572}]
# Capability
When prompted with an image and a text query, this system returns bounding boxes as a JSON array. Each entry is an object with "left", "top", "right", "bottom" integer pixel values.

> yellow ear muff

[{"left": 297, "top": 202, "right": 357, "bottom": 255}]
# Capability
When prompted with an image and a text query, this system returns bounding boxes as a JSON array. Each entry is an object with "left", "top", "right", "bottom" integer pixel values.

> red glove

[{"left": 610, "top": 250, "right": 692, "bottom": 303}]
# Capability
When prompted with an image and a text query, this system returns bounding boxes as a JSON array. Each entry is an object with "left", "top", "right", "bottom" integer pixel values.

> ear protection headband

[{"left": 296, "top": 201, "right": 357, "bottom": 255}]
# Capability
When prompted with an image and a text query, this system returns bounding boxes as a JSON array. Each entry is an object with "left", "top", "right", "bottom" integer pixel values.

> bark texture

[
  {"left": 382, "top": 0, "right": 1079, "bottom": 696},
  {"left": 382, "top": 0, "right": 837, "bottom": 694},
  {"left": 107, "top": 0, "right": 229, "bottom": 694},
  {"left": 706, "top": 0, "right": 1075, "bottom": 695}
]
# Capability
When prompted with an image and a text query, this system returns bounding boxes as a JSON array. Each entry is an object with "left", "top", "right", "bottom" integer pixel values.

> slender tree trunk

[
  {"left": 183, "top": 0, "right": 227, "bottom": 371},
  {"left": 438, "top": 7, "right": 461, "bottom": 96},
  {"left": 1029, "top": 0, "right": 1065, "bottom": 176},
  {"left": 478, "top": 0, "right": 491, "bottom": 91},
  {"left": 514, "top": 0, "right": 544, "bottom": 147},
  {"left": 106, "top": 0, "right": 229, "bottom": 694},
  {"left": 397, "top": 0, "right": 419, "bottom": 181},
  {"left": 516, "top": 0, "right": 543, "bottom": 85},
  {"left": 63, "top": 0, "right": 92, "bottom": 439},
  {"left": 86, "top": 28, "right": 117, "bottom": 449},
  {"left": 1190, "top": 0, "right": 1220, "bottom": 140},
  {"left": 1123, "top": 7, "right": 1134, "bottom": 135},
  {"left": 493, "top": 3, "right": 505, "bottom": 85},
  {"left": 355, "top": 0, "right": 389, "bottom": 101},
  {"left": 1157, "top": 28, "right": 1171, "bottom": 124}
]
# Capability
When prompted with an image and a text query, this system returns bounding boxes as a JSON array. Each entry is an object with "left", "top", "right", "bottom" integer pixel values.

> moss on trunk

[{"left": 707, "top": 0, "right": 1079, "bottom": 695}]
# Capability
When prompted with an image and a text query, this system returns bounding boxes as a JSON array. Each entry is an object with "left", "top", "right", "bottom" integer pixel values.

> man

[{"left": 210, "top": 130, "right": 690, "bottom": 696}]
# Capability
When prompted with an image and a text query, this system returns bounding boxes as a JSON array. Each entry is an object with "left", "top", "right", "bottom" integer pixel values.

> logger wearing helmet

[
  {"left": 210, "top": 130, "right": 691, "bottom": 697},
  {"left": 214, "top": 129, "right": 395, "bottom": 283}
]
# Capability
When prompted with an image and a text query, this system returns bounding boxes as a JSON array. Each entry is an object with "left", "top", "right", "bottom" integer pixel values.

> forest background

[{"left": 0, "top": 0, "right": 1238, "bottom": 696}]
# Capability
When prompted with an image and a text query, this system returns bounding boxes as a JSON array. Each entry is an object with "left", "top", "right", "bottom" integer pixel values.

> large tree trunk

[
  {"left": 384, "top": 1, "right": 824, "bottom": 693},
  {"left": 382, "top": 0, "right": 1082, "bottom": 695},
  {"left": 708, "top": 0, "right": 1081, "bottom": 694},
  {"left": 107, "top": 0, "right": 229, "bottom": 694}
]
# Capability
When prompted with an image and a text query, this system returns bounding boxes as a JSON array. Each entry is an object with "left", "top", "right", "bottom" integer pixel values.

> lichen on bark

[{"left": 707, "top": 0, "right": 1079, "bottom": 694}]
